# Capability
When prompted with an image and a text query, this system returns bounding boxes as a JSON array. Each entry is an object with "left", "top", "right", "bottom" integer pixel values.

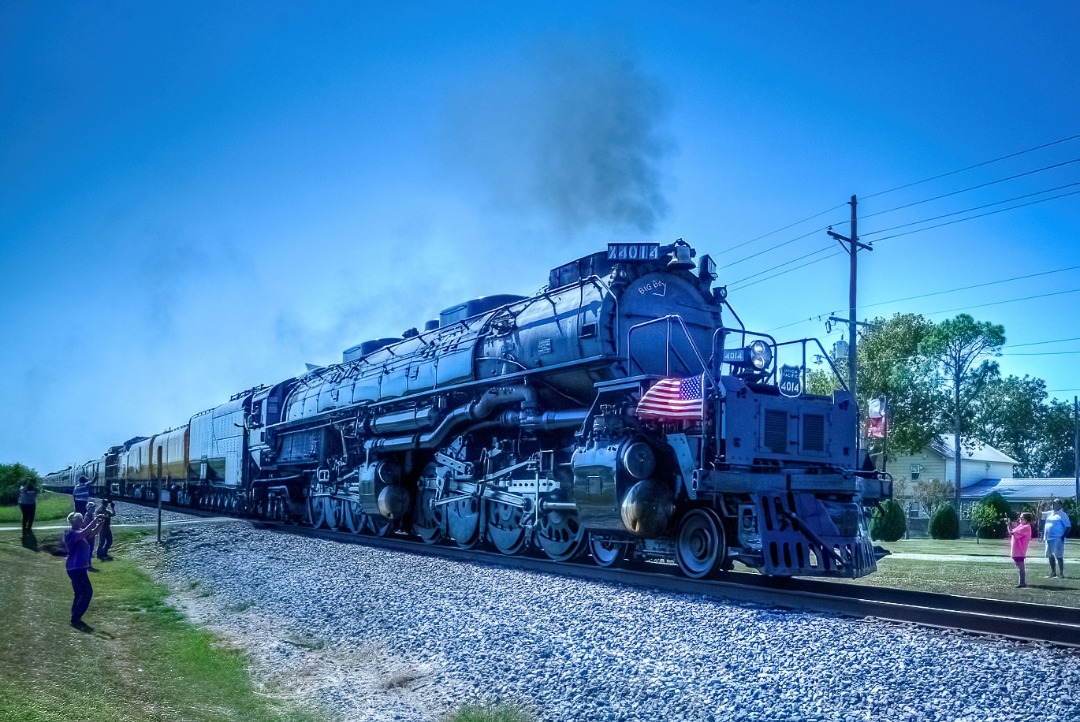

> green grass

[
  {"left": 0, "top": 528, "right": 323, "bottom": 722},
  {"left": 840, "top": 536, "right": 1080, "bottom": 606},
  {"left": 0, "top": 491, "right": 75, "bottom": 525},
  {"left": 444, "top": 705, "right": 535, "bottom": 722}
]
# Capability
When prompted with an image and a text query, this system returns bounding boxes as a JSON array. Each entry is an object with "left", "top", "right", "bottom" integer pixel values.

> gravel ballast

[{"left": 117, "top": 507, "right": 1080, "bottom": 722}]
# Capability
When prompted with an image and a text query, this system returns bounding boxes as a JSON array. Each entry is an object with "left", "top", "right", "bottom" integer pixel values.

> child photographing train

[{"left": 1005, "top": 512, "right": 1034, "bottom": 588}]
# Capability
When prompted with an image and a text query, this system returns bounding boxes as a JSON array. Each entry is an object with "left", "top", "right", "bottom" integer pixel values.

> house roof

[
  {"left": 962, "top": 477, "right": 1079, "bottom": 502},
  {"left": 930, "top": 434, "right": 1019, "bottom": 465}
]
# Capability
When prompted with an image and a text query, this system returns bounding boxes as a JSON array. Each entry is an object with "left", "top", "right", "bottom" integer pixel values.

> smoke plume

[{"left": 445, "top": 36, "right": 673, "bottom": 234}]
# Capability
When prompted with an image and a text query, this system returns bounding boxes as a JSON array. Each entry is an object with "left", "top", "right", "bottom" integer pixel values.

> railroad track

[{"left": 119, "top": 498, "right": 1080, "bottom": 649}]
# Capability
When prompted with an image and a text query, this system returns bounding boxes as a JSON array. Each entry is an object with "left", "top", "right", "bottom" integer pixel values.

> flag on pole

[
  {"left": 868, "top": 396, "right": 887, "bottom": 438},
  {"left": 637, "top": 375, "right": 705, "bottom": 421}
]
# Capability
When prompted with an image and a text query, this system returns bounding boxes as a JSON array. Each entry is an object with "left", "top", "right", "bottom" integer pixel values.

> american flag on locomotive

[{"left": 636, "top": 375, "right": 706, "bottom": 421}]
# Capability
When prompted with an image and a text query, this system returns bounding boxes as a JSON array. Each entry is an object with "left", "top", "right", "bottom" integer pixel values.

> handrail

[{"left": 625, "top": 314, "right": 714, "bottom": 386}]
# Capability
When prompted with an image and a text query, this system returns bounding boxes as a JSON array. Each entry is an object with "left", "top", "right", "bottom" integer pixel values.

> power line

[
  {"left": 728, "top": 250, "right": 844, "bottom": 291},
  {"left": 1004, "top": 336, "right": 1080, "bottom": 349},
  {"left": 1002, "top": 350, "right": 1080, "bottom": 356},
  {"left": 861, "top": 265, "right": 1080, "bottom": 310},
  {"left": 862, "top": 133, "right": 1080, "bottom": 200},
  {"left": 925, "top": 287, "right": 1080, "bottom": 316},
  {"left": 861, "top": 181, "right": 1080, "bottom": 239},
  {"left": 727, "top": 245, "right": 836, "bottom": 286},
  {"left": 868, "top": 187, "right": 1080, "bottom": 244},
  {"left": 722, "top": 223, "right": 844, "bottom": 269},
  {"left": 861, "top": 158, "right": 1080, "bottom": 221},
  {"left": 729, "top": 133, "right": 1080, "bottom": 265},
  {"left": 767, "top": 260, "right": 1080, "bottom": 333},
  {"left": 720, "top": 204, "right": 848, "bottom": 257}
]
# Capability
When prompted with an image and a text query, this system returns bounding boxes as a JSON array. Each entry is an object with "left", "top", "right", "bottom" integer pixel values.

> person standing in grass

[
  {"left": 18, "top": 478, "right": 38, "bottom": 534},
  {"left": 1043, "top": 499, "right": 1072, "bottom": 579},
  {"left": 64, "top": 511, "right": 104, "bottom": 629},
  {"left": 1005, "top": 512, "right": 1034, "bottom": 588}
]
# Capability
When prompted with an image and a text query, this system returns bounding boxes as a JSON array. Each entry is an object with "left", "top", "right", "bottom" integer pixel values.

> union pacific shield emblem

[{"left": 778, "top": 365, "right": 802, "bottom": 398}]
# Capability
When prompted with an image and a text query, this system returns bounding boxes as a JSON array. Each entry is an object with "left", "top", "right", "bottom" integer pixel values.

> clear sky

[{"left": 3, "top": 1, "right": 1079, "bottom": 475}]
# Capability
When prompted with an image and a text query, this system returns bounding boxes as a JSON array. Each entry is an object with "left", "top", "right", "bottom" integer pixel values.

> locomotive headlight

[
  {"left": 722, "top": 340, "right": 774, "bottom": 372},
  {"left": 748, "top": 340, "right": 772, "bottom": 370}
]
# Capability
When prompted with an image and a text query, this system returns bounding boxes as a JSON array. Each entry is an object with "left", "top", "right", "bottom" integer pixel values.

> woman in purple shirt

[{"left": 64, "top": 512, "right": 103, "bottom": 629}]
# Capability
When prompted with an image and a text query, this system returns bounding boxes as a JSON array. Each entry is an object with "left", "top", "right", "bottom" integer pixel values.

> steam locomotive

[{"left": 45, "top": 240, "right": 890, "bottom": 578}]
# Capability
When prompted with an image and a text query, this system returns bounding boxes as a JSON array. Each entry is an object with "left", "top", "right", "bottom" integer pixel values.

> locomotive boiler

[{"left": 47, "top": 239, "right": 890, "bottom": 578}]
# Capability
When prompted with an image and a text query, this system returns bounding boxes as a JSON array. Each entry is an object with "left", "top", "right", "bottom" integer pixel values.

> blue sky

[{"left": 2, "top": 1, "right": 1079, "bottom": 474}]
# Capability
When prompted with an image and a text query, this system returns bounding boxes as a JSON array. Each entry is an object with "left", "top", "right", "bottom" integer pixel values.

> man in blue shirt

[
  {"left": 1043, "top": 499, "right": 1073, "bottom": 579},
  {"left": 72, "top": 476, "right": 92, "bottom": 514}
]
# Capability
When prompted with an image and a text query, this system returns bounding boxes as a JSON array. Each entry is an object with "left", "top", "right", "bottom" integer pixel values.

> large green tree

[
  {"left": 970, "top": 375, "right": 1048, "bottom": 477},
  {"left": 854, "top": 313, "right": 938, "bottom": 465},
  {"left": 923, "top": 314, "right": 1006, "bottom": 512},
  {"left": 1031, "top": 399, "right": 1078, "bottom": 478}
]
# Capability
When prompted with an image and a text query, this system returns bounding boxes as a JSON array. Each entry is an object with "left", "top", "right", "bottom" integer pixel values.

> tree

[
  {"left": 968, "top": 376, "right": 1079, "bottom": 479},
  {"left": 1030, "top": 399, "right": 1078, "bottom": 478},
  {"left": 0, "top": 463, "right": 40, "bottom": 506},
  {"left": 855, "top": 313, "right": 939, "bottom": 468},
  {"left": 912, "top": 478, "right": 954, "bottom": 518},
  {"left": 924, "top": 314, "right": 1005, "bottom": 515}
]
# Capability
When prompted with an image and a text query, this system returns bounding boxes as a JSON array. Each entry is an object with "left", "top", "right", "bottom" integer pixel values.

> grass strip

[
  {"left": 0, "top": 529, "right": 322, "bottom": 722},
  {"left": 0, "top": 492, "right": 76, "bottom": 525}
]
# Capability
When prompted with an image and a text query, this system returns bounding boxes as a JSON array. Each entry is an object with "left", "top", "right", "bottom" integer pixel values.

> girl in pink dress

[{"left": 1006, "top": 512, "right": 1034, "bottom": 588}]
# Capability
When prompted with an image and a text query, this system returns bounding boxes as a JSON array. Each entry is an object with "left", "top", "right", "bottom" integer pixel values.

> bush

[
  {"left": 970, "top": 492, "right": 1011, "bottom": 539},
  {"left": 869, "top": 499, "right": 906, "bottom": 541},
  {"left": 0, "top": 463, "right": 40, "bottom": 506},
  {"left": 929, "top": 503, "right": 959, "bottom": 540}
]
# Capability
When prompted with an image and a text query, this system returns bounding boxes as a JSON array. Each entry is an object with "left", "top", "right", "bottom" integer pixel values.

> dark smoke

[{"left": 445, "top": 36, "right": 672, "bottom": 234}]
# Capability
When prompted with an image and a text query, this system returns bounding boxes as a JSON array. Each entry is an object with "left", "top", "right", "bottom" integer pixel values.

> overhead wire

[
  {"left": 728, "top": 250, "right": 844, "bottom": 291},
  {"left": 739, "top": 134, "right": 1080, "bottom": 353},
  {"left": 861, "top": 133, "right": 1080, "bottom": 200},
  {"left": 923, "top": 287, "right": 1080, "bottom": 316},
  {"left": 727, "top": 245, "right": 836, "bottom": 286},
  {"left": 860, "top": 264, "right": 1080, "bottom": 310},
  {"left": 861, "top": 181, "right": 1080, "bottom": 239},
  {"left": 860, "top": 158, "right": 1080, "bottom": 221},
  {"left": 867, "top": 187, "right": 1080, "bottom": 243}
]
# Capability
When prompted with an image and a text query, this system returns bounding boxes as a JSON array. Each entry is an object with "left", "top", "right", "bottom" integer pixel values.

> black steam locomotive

[{"left": 45, "top": 240, "right": 890, "bottom": 578}]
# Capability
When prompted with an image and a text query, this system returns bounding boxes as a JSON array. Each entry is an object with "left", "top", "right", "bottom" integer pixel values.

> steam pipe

[{"left": 364, "top": 386, "right": 536, "bottom": 453}]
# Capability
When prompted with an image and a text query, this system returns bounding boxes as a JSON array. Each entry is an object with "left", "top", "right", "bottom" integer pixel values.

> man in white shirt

[{"left": 1043, "top": 499, "right": 1072, "bottom": 579}]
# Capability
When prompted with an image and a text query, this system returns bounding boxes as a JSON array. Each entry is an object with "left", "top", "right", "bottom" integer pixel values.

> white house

[{"left": 885, "top": 434, "right": 1017, "bottom": 493}]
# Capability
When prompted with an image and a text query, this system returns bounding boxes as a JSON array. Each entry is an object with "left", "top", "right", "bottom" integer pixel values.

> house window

[{"left": 910, "top": 463, "right": 922, "bottom": 481}]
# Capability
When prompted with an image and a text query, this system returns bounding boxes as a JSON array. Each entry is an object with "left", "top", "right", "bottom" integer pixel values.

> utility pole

[
  {"left": 1074, "top": 396, "right": 1078, "bottom": 505},
  {"left": 827, "top": 196, "right": 872, "bottom": 406}
]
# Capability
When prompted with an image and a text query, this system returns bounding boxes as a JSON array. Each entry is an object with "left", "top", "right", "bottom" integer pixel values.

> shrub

[
  {"left": 869, "top": 499, "right": 906, "bottom": 542},
  {"left": 929, "top": 503, "right": 959, "bottom": 540},
  {"left": 970, "top": 492, "right": 1011, "bottom": 539}
]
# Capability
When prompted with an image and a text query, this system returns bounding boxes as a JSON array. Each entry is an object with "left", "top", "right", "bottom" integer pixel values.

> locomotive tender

[{"left": 46, "top": 240, "right": 890, "bottom": 578}]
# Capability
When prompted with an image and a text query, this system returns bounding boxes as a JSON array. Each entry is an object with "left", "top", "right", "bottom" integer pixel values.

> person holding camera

[
  {"left": 1005, "top": 512, "right": 1034, "bottom": 588},
  {"left": 64, "top": 511, "right": 105, "bottom": 629},
  {"left": 95, "top": 498, "right": 117, "bottom": 561}
]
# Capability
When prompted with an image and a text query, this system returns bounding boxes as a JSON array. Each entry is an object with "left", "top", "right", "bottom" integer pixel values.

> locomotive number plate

[{"left": 608, "top": 243, "right": 660, "bottom": 261}]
